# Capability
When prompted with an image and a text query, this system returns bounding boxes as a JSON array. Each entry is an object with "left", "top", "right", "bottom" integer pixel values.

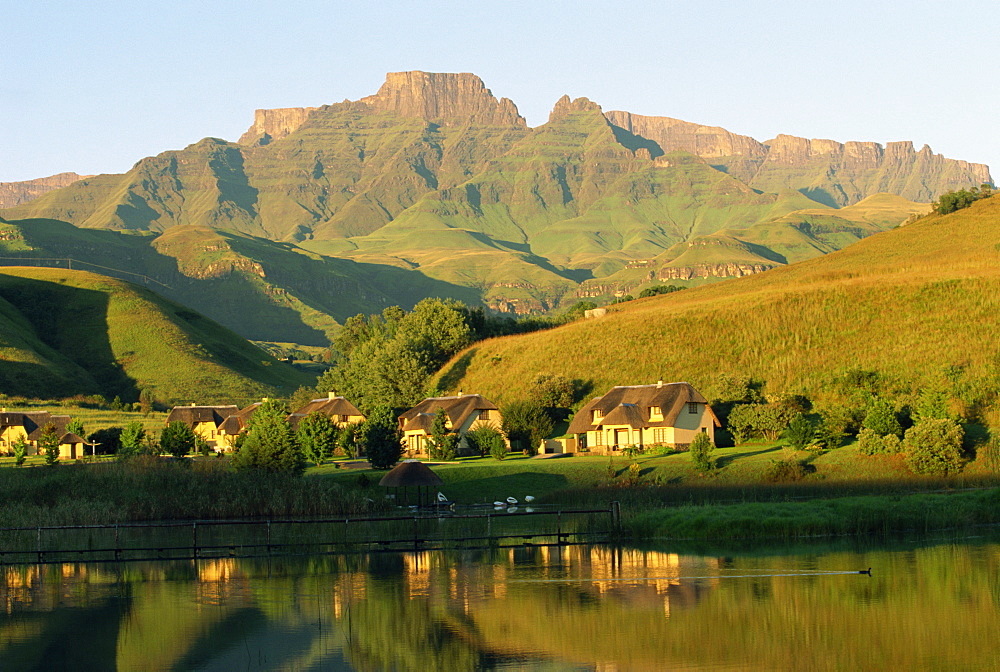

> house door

[{"left": 614, "top": 429, "right": 629, "bottom": 448}]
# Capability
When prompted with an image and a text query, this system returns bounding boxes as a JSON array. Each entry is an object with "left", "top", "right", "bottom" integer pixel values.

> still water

[{"left": 2, "top": 536, "right": 1000, "bottom": 671}]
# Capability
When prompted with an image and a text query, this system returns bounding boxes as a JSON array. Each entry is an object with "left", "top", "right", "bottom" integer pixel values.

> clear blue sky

[{"left": 2, "top": 0, "right": 996, "bottom": 184}]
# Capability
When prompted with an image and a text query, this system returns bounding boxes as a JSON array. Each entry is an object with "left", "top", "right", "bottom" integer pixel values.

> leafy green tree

[
  {"left": 502, "top": 400, "right": 553, "bottom": 456},
  {"left": 727, "top": 404, "right": 792, "bottom": 443},
  {"left": 66, "top": 418, "right": 84, "bottom": 437},
  {"left": 427, "top": 409, "right": 459, "bottom": 461},
  {"left": 119, "top": 421, "right": 146, "bottom": 458},
  {"left": 903, "top": 418, "right": 964, "bottom": 475},
  {"left": 40, "top": 423, "right": 60, "bottom": 466},
  {"left": 160, "top": 421, "right": 196, "bottom": 458},
  {"left": 857, "top": 427, "right": 884, "bottom": 455},
  {"left": 297, "top": 412, "right": 339, "bottom": 466},
  {"left": 638, "top": 284, "right": 684, "bottom": 298},
  {"left": 234, "top": 399, "right": 303, "bottom": 474},
  {"left": 195, "top": 436, "right": 212, "bottom": 456},
  {"left": 862, "top": 397, "right": 902, "bottom": 438},
  {"left": 88, "top": 427, "right": 124, "bottom": 455},
  {"left": 783, "top": 413, "right": 815, "bottom": 450},
  {"left": 139, "top": 388, "right": 154, "bottom": 415},
  {"left": 337, "top": 422, "right": 362, "bottom": 459},
  {"left": 12, "top": 437, "right": 27, "bottom": 466},
  {"left": 360, "top": 405, "right": 403, "bottom": 470},
  {"left": 813, "top": 417, "right": 844, "bottom": 450},
  {"left": 466, "top": 425, "right": 506, "bottom": 459},
  {"left": 528, "top": 373, "right": 576, "bottom": 409},
  {"left": 689, "top": 432, "right": 715, "bottom": 471},
  {"left": 913, "top": 382, "right": 953, "bottom": 422}
]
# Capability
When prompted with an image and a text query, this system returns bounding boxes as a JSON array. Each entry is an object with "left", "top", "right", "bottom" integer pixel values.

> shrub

[
  {"left": 727, "top": 403, "right": 792, "bottom": 443},
  {"left": 857, "top": 427, "right": 884, "bottom": 455},
  {"left": 466, "top": 425, "right": 506, "bottom": 459},
  {"left": 881, "top": 433, "right": 902, "bottom": 454},
  {"left": 12, "top": 437, "right": 27, "bottom": 467},
  {"left": 813, "top": 418, "right": 844, "bottom": 450},
  {"left": 40, "top": 423, "right": 60, "bottom": 466},
  {"left": 903, "top": 418, "right": 965, "bottom": 475},
  {"left": 763, "top": 458, "right": 808, "bottom": 482},
  {"left": 689, "top": 432, "right": 715, "bottom": 472},
  {"left": 502, "top": 400, "right": 553, "bottom": 456},
  {"left": 88, "top": 427, "right": 124, "bottom": 455},
  {"left": 119, "top": 422, "right": 146, "bottom": 458},
  {"left": 427, "top": 409, "right": 459, "bottom": 461}
]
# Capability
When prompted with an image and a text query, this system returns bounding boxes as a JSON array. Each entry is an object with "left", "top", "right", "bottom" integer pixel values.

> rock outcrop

[
  {"left": 0, "top": 172, "right": 88, "bottom": 208},
  {"left": 360, "top": 71, "right": 526, "bottom": 127},
  {"left": 238, "top": 107, "right": 318, "bottom": 145}
]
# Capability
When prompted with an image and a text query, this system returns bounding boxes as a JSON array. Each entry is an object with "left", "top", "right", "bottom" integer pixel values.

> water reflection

[{"left": 2, "top": 538, "right": 1000, "bottom": 670}]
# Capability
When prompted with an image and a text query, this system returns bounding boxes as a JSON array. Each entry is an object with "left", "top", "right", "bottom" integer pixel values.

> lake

[{"left": 2, "top": 534, "right": 999, "bottom": 670}]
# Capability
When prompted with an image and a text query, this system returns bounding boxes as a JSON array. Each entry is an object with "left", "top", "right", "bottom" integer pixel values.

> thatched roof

[
  {"left": 219, "top": 402, "right": 262, "bottom": 434},
  {"left": 567, "top": 381, "right": 720, "bottom": 434},
  {"left": 167, "top": 405, "right": 239, "bottom": 426},
  {"left": 398, "top": 394, "right": 498, "bottom": 432},
  {"left": 293, "top": 395, "right": 364, "bottom": 419},
  {"left": 378, "top": 460, "right": 443, "bottom": 487}
]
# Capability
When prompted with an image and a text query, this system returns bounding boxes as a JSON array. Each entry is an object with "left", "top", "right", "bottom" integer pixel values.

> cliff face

[
  {"left": 359, "top": 71, "right": 526, "bottom": 127},
  {"left": 0, "top": 172, "right": 88, "bottom": 208},
  {"left": 605, "top": 112, "right": 992, "bottom": 206},
  {"left": 238, "top": 107, "right": 318, "bottom": 145},
  {"left": 605, "top": 111, "right": 766, "bottom": 160}
]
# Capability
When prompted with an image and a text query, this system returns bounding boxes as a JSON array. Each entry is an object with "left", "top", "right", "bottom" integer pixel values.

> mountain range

[{"left": 0, "top": 71, "right": 989, "bottom": 344}]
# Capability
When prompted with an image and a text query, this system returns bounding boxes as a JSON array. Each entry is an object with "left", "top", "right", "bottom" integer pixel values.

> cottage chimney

[
  {"left": 191, "top": 402, "right": 196, "bottom": 406},
  {"left": 328, "top": 391, "right": 336, "bottom": 400},
  {"left": 657, "top": 380, "right": 663, "bottom": 388},
  {"left": 459, "top": 390, "right": 464, "bottom": 397}
]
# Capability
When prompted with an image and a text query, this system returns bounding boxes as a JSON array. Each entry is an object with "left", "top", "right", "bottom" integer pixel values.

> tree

[
  {"left": 40, "top": 423, "right": 60, "bottom": 466},
  {"left": 638, "top": 284, "right": 684, "bottom": 298},
  {"left": 119, "top": 421, "right": 146, "bottom": 458},
  {"left": 88, "top": 427, "right": 124, "bottom": 455},
  {"left": 784, "top": 413, "right": 815, "bottom": 450},
  {"left": 689, "top": 432, "right": 715, "bottom": 471},
  {"left": 427, "top": 409, "right": 459, "bottom": 461},
  {"left": 160, "top": 421, "right": 196, "bottom": 458},
  {"left": 337, "top": 423, "right": 362, "bottom": 459},
  {"left": 502, "top": 400, "right": 553, "bottom": 456},
  {"left": 12, "top": 437, "right": 27, "bottom": 466},
  {"left": 67, "top": 418, "right": 84, "bottom": 437},
  {"left": 466, "top": 425, "right": 506, "bottom": 459},
  {"left": 139, "top": 388, "right": 154, "bottom": 415},
  {"left": 903, "top": 418, "right": 964, "bottom": 475},
  {"left": 297, "top": 412, "right": 339, "bottom": 466},
  {"left": 360, "top": 405, "right": 403, "bottom": 470},
  {"left": 862, "top": 397, "right": 902, "bottom": 438},
  {"left": 233, "top": 399, "right": 303, "bottom": 474}
]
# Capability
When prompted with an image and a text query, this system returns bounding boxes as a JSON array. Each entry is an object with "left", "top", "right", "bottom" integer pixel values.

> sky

[{"left": 2, "top": 0, "right": 997, "bottom": 183}]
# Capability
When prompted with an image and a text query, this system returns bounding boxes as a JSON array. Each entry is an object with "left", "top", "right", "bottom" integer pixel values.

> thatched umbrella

[{"left": 379, "top": 460, "right": 443, "bottom": 507}]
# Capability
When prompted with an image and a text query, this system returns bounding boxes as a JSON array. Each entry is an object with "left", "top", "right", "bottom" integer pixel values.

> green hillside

[
  {"left": 432, "top": 193, "right": 1000, "bottom": 407},
  {"left": 0, "top": 72, "right": 986, "bottom": 324},
  {"left": 0, "top": 267, "right": 313, "bottom": 403},
  {"left": 0, "top": 218, "right": 478, "bottom": 344}
]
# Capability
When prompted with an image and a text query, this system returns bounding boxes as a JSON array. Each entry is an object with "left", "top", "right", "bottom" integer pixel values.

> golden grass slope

[{"left": 433, "top": 194, "right": 1000, "bottom": 404}]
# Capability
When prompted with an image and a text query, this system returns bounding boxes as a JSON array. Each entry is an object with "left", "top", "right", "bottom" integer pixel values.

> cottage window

[
  {"left": 653, "top": 428, "right": 668, "bottom": 443},
  {"left": 649, "top": 406, "right": 661, "bottom": 419},
  {"left": 481, "top": 410, "right": 491, "bottom": 421},
  {"left": 688, "top": 402, "right": 699, "bottom": 414},
  {"left": 592, "top": 409, "right": 604, "bottom": 422}
]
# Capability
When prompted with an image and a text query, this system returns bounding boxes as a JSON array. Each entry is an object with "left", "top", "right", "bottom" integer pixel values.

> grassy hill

[
  {"left": 0, "top": 267, "right": 313, "bottom": 403},
  {"left": 432, "top": 194, "right": 1000, "bottom": 408}
]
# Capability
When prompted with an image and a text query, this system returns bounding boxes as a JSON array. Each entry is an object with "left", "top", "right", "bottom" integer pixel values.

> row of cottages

[
  {"left": 0, "top": 410, "right": 91, "bottom": 459},
  {"left": 167, "top": 394, "right": 366, "bottom": 452},
  {"left": 398, "top": 394, "right": 506, "bottom": 458},
  {"left": 566, "top": 381, "right": 720, "bottom": 454}
]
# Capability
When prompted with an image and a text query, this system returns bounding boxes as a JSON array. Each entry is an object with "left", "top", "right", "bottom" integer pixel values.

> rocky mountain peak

[
  {"left": 548, "top": 95, "right": 603, "bottom": 122},
  {"left": 0, "top": 172, "right": 90, "bottom": 209},
  {"left": 238, "top": 107, "right": 319, "bottom": 146},
  {"left": 360, "top": 71, "right": 526, "bottom": 127}
]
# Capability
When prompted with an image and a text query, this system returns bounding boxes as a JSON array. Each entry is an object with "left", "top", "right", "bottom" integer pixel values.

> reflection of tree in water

[{"left": 343, "top": 576, "right": 489, "bottom": 672}]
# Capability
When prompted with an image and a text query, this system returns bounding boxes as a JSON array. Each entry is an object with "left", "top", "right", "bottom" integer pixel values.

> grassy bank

[{"left": 622, "top": 489, "right": 1000, "bottom": 541}]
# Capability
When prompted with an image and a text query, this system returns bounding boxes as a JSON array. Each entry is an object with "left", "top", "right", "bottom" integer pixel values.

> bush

[
  {"left": 233, "top": 400, "right": 303, "bottom": 474},
  {"left": 502, "top": 400, "right": 553, "bottom": 456},
  {"left": 119, "top": 422, "right": 145, "bottom": 458},
  {"left": 727, "top": 403, "right": 792, "bottom": 443},
  {"left": 466, "top": 425, "right": 506, "bottom": 459},
  {"left": 427, "top": 409, "right": 459, "bottom": 461},
  {"left": 689, "top": 432, "right": 715, "bottom": 472},
  {"left": 857, "top": 427, "right": 884, "bottom": 455},
  {"left": 763, "top": 458, "right": 808, "bottom": 482},
  {"left": 903, "top": 418, "right": 965, "bottom": 475},
  {"left": 297, "top": 412, "right": 338, "bottom": 466}
]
